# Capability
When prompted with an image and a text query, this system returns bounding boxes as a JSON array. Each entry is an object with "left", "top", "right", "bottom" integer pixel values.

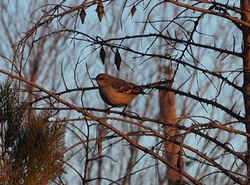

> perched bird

[{"left": 93, "top": 73, "right": 145, "bottom": 107}]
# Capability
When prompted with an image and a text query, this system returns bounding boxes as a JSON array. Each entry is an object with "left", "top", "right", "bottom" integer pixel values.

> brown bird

[{"left": 93, "top": 73, "right": 145, "bottom": 107}]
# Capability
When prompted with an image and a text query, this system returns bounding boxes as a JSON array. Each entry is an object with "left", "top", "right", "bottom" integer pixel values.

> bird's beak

[{"left": 91, "top": 77, "right": 97, "bottom": 81}]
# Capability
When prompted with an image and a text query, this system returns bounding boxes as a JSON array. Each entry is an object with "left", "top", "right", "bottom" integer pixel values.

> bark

[
  {"left": 242, "top": 0, "right": 250, "bottom": 184},
  {"left": 159, "top": 66, "right": 183, "bottom": 185}
]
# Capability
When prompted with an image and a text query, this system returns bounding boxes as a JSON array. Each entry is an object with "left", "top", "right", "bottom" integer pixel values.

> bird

[{"left": 93, "top": 73, "right": 145, "bottom": 108}]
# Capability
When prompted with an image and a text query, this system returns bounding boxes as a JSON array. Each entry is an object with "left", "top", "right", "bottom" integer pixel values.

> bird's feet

[{"left": 104, "top": 106, "right": 114, "bottom": 114}]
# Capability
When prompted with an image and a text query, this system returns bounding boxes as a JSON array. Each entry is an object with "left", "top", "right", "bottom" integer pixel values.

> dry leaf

[
  {"left": 100, "top": 47, "right": 106, "bottom": 65},
  {"left": 96, "top": 5, "right": 104, "bottom": 22},
  {"left": 115, "top": 49, "right": 121, "bottom": 71},
  {"left": 80, "top": 8, "right": 86, "bottom": 24},
  {"left": 131, "top": 6, "right": 136, "bottom": 17}
]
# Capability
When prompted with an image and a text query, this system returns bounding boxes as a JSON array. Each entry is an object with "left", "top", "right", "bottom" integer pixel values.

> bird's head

[{"left": 93, "top": 73, "right": 112, "bottom": 87}]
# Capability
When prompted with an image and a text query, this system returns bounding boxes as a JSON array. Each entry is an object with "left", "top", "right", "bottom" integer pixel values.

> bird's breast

[{"left": 99, "top": 86, "right": 136, "bottom": 106}]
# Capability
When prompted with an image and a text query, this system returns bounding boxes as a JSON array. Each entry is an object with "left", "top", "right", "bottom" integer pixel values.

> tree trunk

[
  {"left": 241, "top": 0, "right": 250, "bottom": 184},
  {"left": 159, "top": 66, "right": 183, "bottom": 185}
]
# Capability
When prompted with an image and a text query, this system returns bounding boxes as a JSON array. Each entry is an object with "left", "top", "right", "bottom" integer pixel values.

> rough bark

[
  {"left": 159, "top": 66, "right": 183, "bottom": 184},
  {"left": 242, "top": 0, "right": 250, "bottom": 184}
]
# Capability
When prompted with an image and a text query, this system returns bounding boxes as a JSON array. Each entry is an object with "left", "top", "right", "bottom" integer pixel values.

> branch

[
  {"left": 164, "top": 0, "right": 249, "bottom": 28},
  {"left": 0, "top": 69, "right": 203, "bottom": 185}
]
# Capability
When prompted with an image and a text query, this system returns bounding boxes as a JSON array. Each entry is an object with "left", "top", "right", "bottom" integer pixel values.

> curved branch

[
  {"left": 164, "top": 0, "right": 249, "bottom": 28},
  {"left": 0, "top": 69, "right": 203, "bottom": 185}
]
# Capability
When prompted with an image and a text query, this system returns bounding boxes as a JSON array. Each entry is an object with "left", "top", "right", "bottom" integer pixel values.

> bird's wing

[{"left": 112, "top": 80, "right": 144, "bottom": 94}]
